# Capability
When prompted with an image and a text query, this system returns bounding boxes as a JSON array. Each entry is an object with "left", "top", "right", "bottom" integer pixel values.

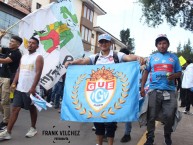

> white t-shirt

[
  {"left": 16, "top": 52, "right": 41, "bottom": 93},
  {"left": 182, "top": 63, "right": 193, "bottom": 88},
  {"left": 89, "top": 50, "right": 125, "bottom": 65}
]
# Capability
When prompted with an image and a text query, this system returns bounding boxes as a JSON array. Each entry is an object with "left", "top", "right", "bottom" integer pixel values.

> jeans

[
  {"left": 51, "top": 82, "right": 64, "bottom": 108},
  {"left": 146, "top": 90, "right": 177, "bottom": 138},
  {"left": 124, "top": 122, "right": 132, "bottom": 135}
]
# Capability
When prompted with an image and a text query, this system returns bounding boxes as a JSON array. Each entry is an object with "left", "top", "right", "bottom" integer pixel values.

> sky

[{"left": 93, "top": 0, "right": 193, "bottom": 57}]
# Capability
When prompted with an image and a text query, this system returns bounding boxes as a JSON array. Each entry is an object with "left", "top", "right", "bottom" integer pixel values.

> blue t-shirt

[{"left": 146, "top": 52, "right": 181, "bottom": 90}]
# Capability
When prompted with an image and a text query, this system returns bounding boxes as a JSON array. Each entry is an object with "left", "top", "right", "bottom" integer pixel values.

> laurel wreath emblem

[{"left": 71, "top": 69, "right": 129, "bottom": 119}]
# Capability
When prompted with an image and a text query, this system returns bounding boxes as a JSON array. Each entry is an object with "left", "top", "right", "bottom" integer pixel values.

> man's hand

[
  {"left": 10, "top": 83, "right": 16, "bottom": 92},
  {"left": 64, "top": 61, "right": 73, "bottom": 68},
  {"left": 137, "top": 57, "right": 145, "bottom": 65},
  {"left": 167, "top": 73, "right": 176, "bottom": 81},
  {"left": 0, "top": 30, "right": 6, "bottom": 39},
  {"left": 140, "top": 88, "right": 145, "bottom": 97},
  {"left": 29, "top": 87, "right": 36, "bottom": 96}
]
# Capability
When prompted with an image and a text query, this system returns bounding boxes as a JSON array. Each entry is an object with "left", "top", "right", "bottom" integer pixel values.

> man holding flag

[
  {"left": 0, "top": 30, "right": 22, "bottom": 131},
  {"left": 65, "top": 34, "right": 144, "bottom": 145}
]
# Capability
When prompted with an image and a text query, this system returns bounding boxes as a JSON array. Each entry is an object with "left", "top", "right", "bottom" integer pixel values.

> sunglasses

[{"left": 99, "top": 40, "right": 110, "bottom": 44}]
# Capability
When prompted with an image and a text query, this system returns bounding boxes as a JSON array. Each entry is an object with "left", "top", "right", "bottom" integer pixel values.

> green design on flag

[{"left": 19, "top": 0, "right": 84, "bottom": 90}]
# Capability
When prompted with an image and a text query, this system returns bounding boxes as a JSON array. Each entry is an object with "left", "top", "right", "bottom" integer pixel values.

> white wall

[{"left": 72, "top": 0, "right": 82, "bottom": 27}]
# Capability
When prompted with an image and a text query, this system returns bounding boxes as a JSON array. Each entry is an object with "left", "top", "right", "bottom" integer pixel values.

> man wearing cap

[
  {"left": 140, "top": 34, "right": 182, "bottom": 145},
  {"left": 65, "top": 33, "right": 144, "bottom": 145}
]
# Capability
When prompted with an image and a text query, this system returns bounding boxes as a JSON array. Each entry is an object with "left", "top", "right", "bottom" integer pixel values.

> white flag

[{"left": 19, "top": 0, "right": 84, "bottom": 90}]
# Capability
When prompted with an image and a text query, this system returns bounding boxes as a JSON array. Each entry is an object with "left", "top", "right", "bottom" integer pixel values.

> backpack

[{"left": 94, "top": 51, "right": 119, "bottom": 64}]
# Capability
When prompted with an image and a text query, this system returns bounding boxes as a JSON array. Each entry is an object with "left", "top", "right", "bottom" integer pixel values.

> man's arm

[
  {"left": 65, "top": 57, "right": 90, "bottom": 68},
  {"left": 0, "top": 30, "right": 6, "bottom": 53},
  {"left": 122, "top": 54, "right": 145, "bottom": 65},
  {"left": 140, "top": 70, "right": 149, "bottom": 97},
  {"left": 0, "top": 30, "right": 6, "bottom": 40},
  {"left": 10, "top": 64, "right": 20, "bottom": 91},
  {"left": 29, "top": 55, "right": 44, "bottom": 95},
  {"left": 0, "top": 57, "right": 13, "bottom": 64},
  {"left": 167, "top": 72, "right": 182, "bottom": 80}
]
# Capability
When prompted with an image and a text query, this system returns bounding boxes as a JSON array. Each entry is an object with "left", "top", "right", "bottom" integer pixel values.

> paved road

[{"left": 0, "top": 105, "right": 193, "bottom": 145}]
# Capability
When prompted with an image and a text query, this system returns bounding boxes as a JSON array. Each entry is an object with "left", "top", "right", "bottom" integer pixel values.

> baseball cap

[
  {"left": 155, "top": 34, "right": 170, "bottom": 46},
  {"left": 98, "top": 34, "right": 111, "bottom": 42}
]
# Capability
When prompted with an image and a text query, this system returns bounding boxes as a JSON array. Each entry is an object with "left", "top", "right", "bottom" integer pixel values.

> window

[
  {"left": 86, "top": 9, "right": 90, "bottom": 20},
  {"left": 83, "top": 5, "right": 94, "bottom": 22},
  {"left": 81, "top": 25, "right": 92, "bottom": 43},
  {"left": 81, "top": 26, "right": 85, "bottom": 39},
  {"left": 0, "top": 11, "right": 19, "bottom": 35},
  {"left": 88, "top": 30, "right": 92, "bottom": 42},
  {"left": 84, "top": 28, "right": 88, "bottom": 41},
  {"left": 90, "top": 11, "right": 94, "bottom": 22},
  {"left": 83, "top": 5, "right": 87, "bottom": 18},
  {"left": 36, "top": 3, "right": 42, "bottom": 9}
]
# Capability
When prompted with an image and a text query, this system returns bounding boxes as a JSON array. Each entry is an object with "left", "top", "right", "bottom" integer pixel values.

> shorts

[
  {"left": 94, "top": 122, "right": 117, "bottom": 137},
  {"left": 13, "top": 90, "right": 32, "bottom": 110}
]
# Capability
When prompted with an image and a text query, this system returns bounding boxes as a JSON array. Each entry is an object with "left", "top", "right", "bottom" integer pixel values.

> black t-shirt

[{"left": 0, "top": 47, "right": 22, "bottom": 78}]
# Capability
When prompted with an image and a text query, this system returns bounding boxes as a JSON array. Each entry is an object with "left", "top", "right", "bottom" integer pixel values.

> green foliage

[
  {"left": 139, "top": 0, "right": 193, "bottom": 31},
  {"left": 151, "top": 49, "right": 159, "bottom": 54},
  {"left": 176, "top": 39, "right": 193, "bottom": 60},
  {"left": 120, "top": 28, "right": 135, "bottom": 53}
]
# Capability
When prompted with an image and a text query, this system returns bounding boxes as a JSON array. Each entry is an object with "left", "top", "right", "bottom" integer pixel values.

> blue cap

[{"left": 98, "top": 34, "right": 111, "bottom": 42}]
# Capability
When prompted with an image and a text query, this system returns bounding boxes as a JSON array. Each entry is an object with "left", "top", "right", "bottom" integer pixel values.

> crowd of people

[{"left": 0, "top": 30, "right": 192, "bottom": 145}]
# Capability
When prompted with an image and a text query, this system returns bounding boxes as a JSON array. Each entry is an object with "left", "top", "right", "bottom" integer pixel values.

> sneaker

[
  {"left": 0, "top": 129, "right": 11, "bottom": 140},
  {"left": 183, "top": 110, "right": 191, "bottom": 115},
  {"left": 120, "top": 134, "right": 131, "bottom": 142},
  {"left": 25, "top": 127, "right": 37, "bottom": 138},
  {"left": 50, "top": 101, "right": 54, "bottom": 105},
  {"left": 0, "top": 122, "right": 8, "bottom": 131},
  {"left": 144, "top": 137, "right": 154, "bottom": 145},
  {"left": 164, "top": 134, "right": 172, "bottom": 145},
  {"left": 92, "top": 126, "right": 96, "bottom": 131}
]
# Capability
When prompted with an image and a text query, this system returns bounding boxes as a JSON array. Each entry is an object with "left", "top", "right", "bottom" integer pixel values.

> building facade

[
  {"left": 0, "top": 0, "right": 50, "bottom": 46},
  {"left": 0, "top": 0, "right": 126, "bottom": 53}
]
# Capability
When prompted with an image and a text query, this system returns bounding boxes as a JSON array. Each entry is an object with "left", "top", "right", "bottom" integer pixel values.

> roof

[{"left": 81, "top": 0, "right": 106, "bottom": 15}]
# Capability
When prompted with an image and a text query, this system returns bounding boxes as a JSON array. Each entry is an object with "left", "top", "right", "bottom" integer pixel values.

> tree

[
  {"left": 176, "top": 39, "right": 193, "bottom": 60},
  {"left": 120, "top": 28, "right": 135, "bottom": 53},
  {"left": 139, "top": 0, "right": 193, "bottom": 32},
  {"left": 177, "top": 43, "right": 182, "bottom": 53}
]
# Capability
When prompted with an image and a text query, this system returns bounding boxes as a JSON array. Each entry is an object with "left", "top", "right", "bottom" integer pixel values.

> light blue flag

[
  {"left": 30, "top": 94, "right": 47, "bottom": 111},
  {"left": 190, "top": 87, "right": 193, "bottom": 92},
  {"left": 61, "top": 61, "right": 140, "bottom": 122}
]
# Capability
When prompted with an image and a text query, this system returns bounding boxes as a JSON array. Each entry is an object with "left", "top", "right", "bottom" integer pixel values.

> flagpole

[
  {"left": 0, "top": 19, "right": 23, "bottom": 37},
  {"left": 5, "top": 19, "right": 23, "bottom": 32}
]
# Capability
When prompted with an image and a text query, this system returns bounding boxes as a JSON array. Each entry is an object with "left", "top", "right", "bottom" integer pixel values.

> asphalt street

[{"left": 0, "top": 105, "right": 193, "bottom": 145}]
